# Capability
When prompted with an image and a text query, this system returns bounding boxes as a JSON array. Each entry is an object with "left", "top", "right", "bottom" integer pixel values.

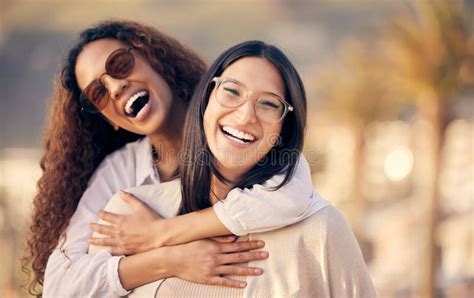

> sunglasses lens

[
  {"left": 106, "top": 48, "right": 135, "bottom": 79},
  {"left": 83, "top": 80, "right": 108, "bottom": 110},
  {"left": 79, "top": 92, "right": 99, "bottom": 113}
]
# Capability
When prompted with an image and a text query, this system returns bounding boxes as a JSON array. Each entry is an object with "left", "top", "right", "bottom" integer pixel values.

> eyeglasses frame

[{"left": 211, "top": 76, "right": 294, "bottom": 123}]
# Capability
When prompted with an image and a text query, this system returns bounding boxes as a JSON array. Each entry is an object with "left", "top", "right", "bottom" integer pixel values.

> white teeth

[
  {"left": 125, "top": 91, "right": 148, "bottom": 114},
  {"left": 222, "top": 126, "right": 255, "bottom": 142}
]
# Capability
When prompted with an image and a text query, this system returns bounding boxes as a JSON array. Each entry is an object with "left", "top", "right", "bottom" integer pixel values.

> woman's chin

[{"left": 215, "top": 159, "right": 254, "bottom": 180}]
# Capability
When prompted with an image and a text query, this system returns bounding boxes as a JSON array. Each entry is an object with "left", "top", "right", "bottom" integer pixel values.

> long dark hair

[
  {"left": 22, "top": 20, "right": 206, "bottom": 295},
  {"left": 179, "top": 40, "right": 307, "bottom": 214}
]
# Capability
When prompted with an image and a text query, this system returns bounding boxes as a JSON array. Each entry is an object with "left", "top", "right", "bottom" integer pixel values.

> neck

[
  {"left": 210, "top": 175, "right": 234, "bottom": 205},
  {"left": 215, "top": 162, "right": 249, "bottom": 185},
  {"left": 147, "top": 96, "right": 187, "bottom": 181},
  {"left": 148, "top": 131, "right": 182, "bottom": 182},
  {"left": 209, "top": 161, "right": 252, "bottom": 204}
]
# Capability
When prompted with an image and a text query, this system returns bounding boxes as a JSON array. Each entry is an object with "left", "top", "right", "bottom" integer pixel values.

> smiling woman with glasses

[{"left": 24, "top": 21, "right": 328, "bottom": 297}]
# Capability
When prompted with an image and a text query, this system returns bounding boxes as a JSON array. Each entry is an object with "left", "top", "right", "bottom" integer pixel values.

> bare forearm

[
  {"left": 117, "top": 210, "right": 233, "bottom": 289},
  {"left": 118, "top": 247, "right": 172, "bottom": 289},
  {"left": 154, "top": 207, "right": 231, "bottom": 247}
]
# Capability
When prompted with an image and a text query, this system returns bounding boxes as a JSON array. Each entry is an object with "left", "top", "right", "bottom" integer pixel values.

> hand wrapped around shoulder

[
  {"left": 89, "top": 190, "right": 163, "bottom": 255},
  {"left": 163, "top": 237, "right": 268, "bottom": 288}
]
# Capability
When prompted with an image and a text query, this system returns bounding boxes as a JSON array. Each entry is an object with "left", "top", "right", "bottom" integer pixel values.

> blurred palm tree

[
  {"left": 381, "top": 0, "right": 473, "bottom": 296},
  {"left": 317, "top": 0, "right": 473, "bottom": 295},
  {"left": 316, "top": 39, "right": 404, "bottom": 260}
]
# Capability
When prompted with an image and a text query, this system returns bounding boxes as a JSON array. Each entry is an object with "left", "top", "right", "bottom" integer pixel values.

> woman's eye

[
  {"left": 259, "top": 100, "right": 280, "bottom": 109},
  {"left": 116, "top": 63, "right": 127, "bottom": 73},
  {"left": 92, "top": 86, "right": 107, "bottom": 102},
  {"left": 116, "top": 61, "right": 132, "bottom": 73},
  {"left": 223, "top": 87, "right": 240, "bottom": 96}
]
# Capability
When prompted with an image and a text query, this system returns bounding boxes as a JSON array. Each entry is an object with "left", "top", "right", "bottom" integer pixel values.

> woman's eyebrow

[
  {"left": 262, "top": 90, "right": 285, "bottom": 98},
  {"left": 225, "top": 76, "right": 285, "bottom": 98}
]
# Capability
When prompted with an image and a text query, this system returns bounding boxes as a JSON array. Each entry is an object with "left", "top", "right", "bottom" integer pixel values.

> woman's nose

[
  {"left": 102, "top": 76, "right": 130, "bottom": 100},
  {"left": 233, "top": 95, "right": 257, "bottom": 124}
]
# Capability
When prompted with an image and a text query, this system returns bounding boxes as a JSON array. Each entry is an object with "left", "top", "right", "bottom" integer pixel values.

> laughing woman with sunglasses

[{"left": 23, "top": 21, "right": 326, "bottom": 297}]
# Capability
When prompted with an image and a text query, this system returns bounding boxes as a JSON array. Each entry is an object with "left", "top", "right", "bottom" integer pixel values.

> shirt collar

[{"left": 135, "top": 137, "right": 160, "bottom": 185}]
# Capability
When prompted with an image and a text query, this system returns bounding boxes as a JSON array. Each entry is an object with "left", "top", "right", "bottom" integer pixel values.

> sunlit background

[{"left": 1, "top": 0, "right": 473, "bottom": 297}]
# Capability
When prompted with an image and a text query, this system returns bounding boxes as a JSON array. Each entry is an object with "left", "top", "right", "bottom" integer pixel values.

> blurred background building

[{"left": 1, "top": 0, "right": 473, "bottom": 297}]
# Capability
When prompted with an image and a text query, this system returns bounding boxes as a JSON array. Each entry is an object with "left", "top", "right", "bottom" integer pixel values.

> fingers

[
  {"left": 218, "top": 240, "right": 265, "bottom": 253},
  {"left": 119, "top": 190, "right": 144, "bottom": 208},
  {"left": 217, "top": 251, "right": 269, "bottom": 265},
  {"left": 89, "top": 237, "right": 130, "bottom": 256},
  {"left": 215, "top": 265, "right": 263, "bottom": 276},
  {"left": 90, "top": 223, "right": 117, "bottom": 236},
  {"left": 209, "top": 277, "right": 247, "bottom": 288},
  {"left": 98, "top": 210, "right": 122, "bottom": 225},
  {"left": 89, "top": 236, "right": 117, "bottom": 247},
  {"left": 210, "top": 235, "right": 238, "bottom": 243},
  {"left": 111, "top": 245, "right": 131, "bottom": 256}
]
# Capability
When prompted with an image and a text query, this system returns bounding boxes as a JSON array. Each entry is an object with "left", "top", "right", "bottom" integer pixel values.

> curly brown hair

[{"left": 22, "top": 20, "right": 206, "bottom": 295}]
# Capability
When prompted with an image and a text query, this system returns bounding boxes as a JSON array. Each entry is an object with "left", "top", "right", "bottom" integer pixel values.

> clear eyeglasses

[{"left": 212, "top": 77, "right": 294, "bottom": 123}]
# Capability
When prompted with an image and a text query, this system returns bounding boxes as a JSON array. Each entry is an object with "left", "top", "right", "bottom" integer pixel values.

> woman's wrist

[
  {"left": 151, "top": 209, "right": 232, "bottom": 247},
  {"left": 155, "top": 245, "right": 180, "bottom": 276},
  {"left": 151, "top": 215, "right": 200, "bottom": 247},
  {"left": 150, "top": 246, "right": 173, "bottom": 277},
  {"left": 118, "top": 247, "right": 173, "bottom": 290},
  {"left": 150, "top": 218, "right": 172, "bottom": 248}
]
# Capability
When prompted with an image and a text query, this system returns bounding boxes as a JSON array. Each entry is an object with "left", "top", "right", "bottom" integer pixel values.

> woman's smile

[
  {"left": 124, "top": 90, "right": 149, "bottom": 117},
  {"left": 220, "top": 124, "right": 257, "bottom": 146}
]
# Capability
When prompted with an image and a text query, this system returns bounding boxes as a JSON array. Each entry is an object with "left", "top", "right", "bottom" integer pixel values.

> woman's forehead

[{"left": 220, "top": 57, "right": 285, "bottom": 98}]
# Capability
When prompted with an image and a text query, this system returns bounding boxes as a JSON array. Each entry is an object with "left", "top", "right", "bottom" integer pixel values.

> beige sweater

[{"left": 90, "top": 181, "right": 376, "bottom": 297}]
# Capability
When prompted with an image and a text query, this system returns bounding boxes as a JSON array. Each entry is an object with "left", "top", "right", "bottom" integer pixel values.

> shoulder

[
  {"left": 312, "top": 204, "right": 351, "bottom": 234},
  {"left": 99, "top": 138, "right": 147, "bottom": 169},
  {"left": 301, "top": 204, "right": 354, "bottom": 241},
  {"left": 104, "top": 179, "right": 182, "bottom": 219},
  {"left": 303, "top": 205, "right": 367, "bottom": 268},
  {"left": 124, "top": 179, "right": 181, "bottom": 203},
  {"left": 298, "top": 204, "right": 345, "bottom": 230},
  {"left": 89, "top": 138, "right": 148, "bottom": 183},
  {"left": 284, "top": 204, "right": 355, "bottom": 247}
]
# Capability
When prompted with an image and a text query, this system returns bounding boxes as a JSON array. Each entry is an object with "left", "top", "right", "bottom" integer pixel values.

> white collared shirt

[{"left": 43, "top": 138, "right": 327, "bottom": 297}]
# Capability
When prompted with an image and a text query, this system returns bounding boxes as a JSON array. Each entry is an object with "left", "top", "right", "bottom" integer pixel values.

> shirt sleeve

[
  {"left": 324, "top": 207, "right": 377, "bottom": 297},
  {"left": 213, "top": 154, "right": 322, "bottom": 236},
  {"left": 43, "top": 149, "right": 136, "bottom": 297}
]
